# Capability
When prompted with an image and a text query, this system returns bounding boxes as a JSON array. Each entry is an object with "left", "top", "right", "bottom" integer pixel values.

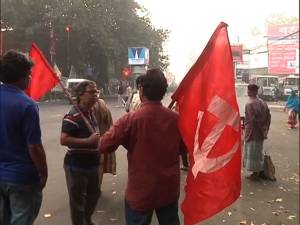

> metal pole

[
  {"left": 0, "top": 30, "right": 3, "bottom": 56},
  {"left": 67, "top": 31, "right": 70, "bottom": 74}
]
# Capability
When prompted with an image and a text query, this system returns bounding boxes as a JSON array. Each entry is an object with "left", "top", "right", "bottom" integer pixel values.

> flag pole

[
  {"left": 168, "top": 99, "right": 176, "bottom": 109},
  {"left": 58, "top": 80, "right": 95, "bottom": 133}
]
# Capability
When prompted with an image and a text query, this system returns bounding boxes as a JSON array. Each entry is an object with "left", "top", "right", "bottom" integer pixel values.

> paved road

[{"left": 34, "top": 97, "right": 299, "bottom": 225}]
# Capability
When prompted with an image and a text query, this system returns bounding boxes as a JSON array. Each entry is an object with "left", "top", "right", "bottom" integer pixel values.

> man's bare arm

[{"left": 28, "top": 143, "right": 48, "bottom": 190}]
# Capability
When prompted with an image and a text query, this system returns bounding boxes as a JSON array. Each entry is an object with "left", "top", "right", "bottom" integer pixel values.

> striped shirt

[{"left": 61, "top": 106, "right": 100, "bottom": 169}]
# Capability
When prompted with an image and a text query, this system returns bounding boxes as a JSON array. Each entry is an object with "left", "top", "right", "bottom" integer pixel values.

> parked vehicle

[
  {"left": 278, "top": 74, "right": 299, "bottom": 100},
  {"left": 235, "top": 82, "right": 248, "bottom": 118},
  {"left": 249, "top": 75, "right": 279, "bottom": 101}
]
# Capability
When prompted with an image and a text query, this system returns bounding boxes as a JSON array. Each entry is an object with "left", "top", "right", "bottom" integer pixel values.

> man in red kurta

[{"left": 99, "top": 68, "right": 184, "bottom": 225}]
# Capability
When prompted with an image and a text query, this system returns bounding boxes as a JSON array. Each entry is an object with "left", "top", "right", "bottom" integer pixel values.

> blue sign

[{"left": 128, "top": 47, "right": 149, "bottom": 65}]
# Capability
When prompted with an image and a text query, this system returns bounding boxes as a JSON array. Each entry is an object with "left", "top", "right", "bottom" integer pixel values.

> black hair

[
  {"left": 75, "top": 80, "right": 95, "bottom": 103},
  {"left": 0, "top": 50, "right": 33, "bottom": 84},
  {"left": 135, "top": 75, "right": 145, "bottom": 89},
  {"left": 141, "top": 68, "right": 168, "bottom": 101},
  {"left": 248, "top": 84, "right": 259, "bottom": 92}
]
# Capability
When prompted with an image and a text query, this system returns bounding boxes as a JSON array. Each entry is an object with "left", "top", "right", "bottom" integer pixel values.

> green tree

[{"left": 1, "top": 0, "right": 169, "bottom": 87}]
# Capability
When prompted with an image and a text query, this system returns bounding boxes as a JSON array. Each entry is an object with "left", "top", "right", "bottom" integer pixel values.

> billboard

[
  {"left": 268, "top": 40, "right": 299, "bottom": 74},
  {"left": 267, "top": 24, "right": 299, "bottom": 74},
  {"left": 128, "top": 47, "right": 149, "bottom": 65},
  {"left": 231, "top": 45, "right": 243, "bottom": 63},
  {"left": 267, "top": 24, "right": 299, "bottom": 39}
]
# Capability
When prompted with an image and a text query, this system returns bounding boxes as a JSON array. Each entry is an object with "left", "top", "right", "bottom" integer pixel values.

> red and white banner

[
  {"left": 267, "top": 24, "right": 299, "bottom": 39},
  {"left": 231, "top": 45, "right": 243, "bottom": 63},
  {"left": 268, "top": 39, "right": 299, "bottom": 74},
  {"left": 172, "top": 22, "right": 241, "bottom": 225}
]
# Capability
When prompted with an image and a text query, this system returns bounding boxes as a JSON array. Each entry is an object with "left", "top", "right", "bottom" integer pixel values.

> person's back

[
  {"left": 244, "top": 84, "right": 271, "bottom": 180},
  {"left": 100, "top": 68, "right": 182, "bottom": 225},
  {"left": 0, "top": 85, "right": 41, "bottom": 182},
  {"left": 0, "top": 50, "right": 48, "bottom": 225},
  {"left": 124, "top": 102, "right": 181, "bottom": 210}
]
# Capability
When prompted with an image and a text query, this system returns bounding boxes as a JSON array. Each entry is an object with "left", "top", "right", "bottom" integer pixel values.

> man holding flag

[{"left": 99, "top": 69, "right": 185, "bottom": 225}]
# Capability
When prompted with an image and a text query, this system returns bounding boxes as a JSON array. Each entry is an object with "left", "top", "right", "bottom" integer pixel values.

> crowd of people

[{"left": 0, "top": 49, "right": 299, "bottom": 225}]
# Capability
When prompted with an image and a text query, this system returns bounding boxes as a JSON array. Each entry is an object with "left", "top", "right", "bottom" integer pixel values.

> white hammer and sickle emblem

[{"left": 192, "top": 95, "right": 240, "bottom": 178}]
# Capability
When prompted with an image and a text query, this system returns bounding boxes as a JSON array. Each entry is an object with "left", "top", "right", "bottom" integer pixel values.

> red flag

[
  {"left": 172, "top": 22, "right": 241, "bottom": 225},
  {"left": 27, "top": 43, "right": 60, "bottom": 100}
]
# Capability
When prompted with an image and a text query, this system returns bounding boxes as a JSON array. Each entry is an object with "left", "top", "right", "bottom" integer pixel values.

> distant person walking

[
  {"left": 117, "top": 81, "right": 125, "bottom": 107},
  {"left": 285, "top": 90, "right": 299, "bottom": 129},
  {"left": 125, "top": 75, "right": 145, "bottom": 112},
  {"left": 93, "top": 97, "right": 116, "bottom": 192},
  {"left": 243, "top": 84, "right": 271, "bottom": 180},
  {"left": 0, "top": 50, "right": 48, "bottom": 225}
]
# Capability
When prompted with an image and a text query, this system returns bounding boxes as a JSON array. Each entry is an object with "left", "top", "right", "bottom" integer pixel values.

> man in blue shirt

[{"left": 0, "top": 50, "right": 48, "bottom": 225}]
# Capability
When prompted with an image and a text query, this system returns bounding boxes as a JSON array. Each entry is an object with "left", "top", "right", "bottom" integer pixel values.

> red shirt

[{"left": 100, "top": 101, "right": 182, "bottom": 211}]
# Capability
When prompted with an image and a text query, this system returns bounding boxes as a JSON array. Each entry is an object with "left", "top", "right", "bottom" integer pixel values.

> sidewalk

[{"left": 267, "top": 101, "right": 285, "bottom": 111}]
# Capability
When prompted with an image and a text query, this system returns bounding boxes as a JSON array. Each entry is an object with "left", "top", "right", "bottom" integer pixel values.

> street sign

[{"left": 128, "top": 47, "right": 149, "bottom": 65}]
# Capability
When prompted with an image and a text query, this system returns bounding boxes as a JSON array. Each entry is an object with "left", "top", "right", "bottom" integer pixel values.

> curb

[{"left": 268, "top": 105, "right": 285, "bottom": 112}]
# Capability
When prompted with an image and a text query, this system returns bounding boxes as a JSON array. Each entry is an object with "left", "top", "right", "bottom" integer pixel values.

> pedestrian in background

[
  {"left": 60, "top": 80, "right": 100, "bottom": 225},
  {"left": 117, "top": 80, "right": 125, "bottom": 107},
  {"left": 285, "top": 89, "right": 299, "bottom": 129},
  {"left": 93, "top": 97, "right": 116, "bottom": 192},
  {"left": 0, "top": 50, "right": 48, "bottom": 225},
  {"left": 243, "top": 84, "right": 271, "bottom": 180},
  {"left": 99, "top": 68, "right": 184, "bottom": 225},
  {"left": 125, "top": 75, "right": 145, "bottom": 112}
]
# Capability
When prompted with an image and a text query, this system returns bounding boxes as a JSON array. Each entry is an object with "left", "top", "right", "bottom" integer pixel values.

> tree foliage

[{"left": 1, "top": 0, "right": 169, "bottom": 86}]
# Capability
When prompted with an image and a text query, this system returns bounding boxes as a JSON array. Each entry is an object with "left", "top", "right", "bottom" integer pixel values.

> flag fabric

[
  {"left": 53, "top": 63, "right": 62, "bottom": 78},
  {"left": 172, "top": 22, "right": 241, "bottom": 225},
  {"left": 26, "top": 43, "right": 60, "bottom": 100}
]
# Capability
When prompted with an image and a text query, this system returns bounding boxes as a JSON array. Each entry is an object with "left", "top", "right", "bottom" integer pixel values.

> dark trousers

[
  {"left": 125, "top": 200, "right": 180, "bottom": 225},
  {"left": 64, "top": 166, "right": 100, "bottom": 225}
]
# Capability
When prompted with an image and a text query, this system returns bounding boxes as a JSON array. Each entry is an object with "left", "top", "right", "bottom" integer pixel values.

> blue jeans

[
  {"left": 0, "top": 182, "right": 42, "bottom": 225},
  {"left": 125, "top": 200, "right": 180, "bottom": 225}
]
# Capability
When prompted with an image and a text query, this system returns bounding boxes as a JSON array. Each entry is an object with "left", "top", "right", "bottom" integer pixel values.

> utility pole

[
  {"left": 49, "top": 21, "right": 55, "bottom": 65},
  {"left": 66, "top": 26, "right": 71, "bottom": 74}
]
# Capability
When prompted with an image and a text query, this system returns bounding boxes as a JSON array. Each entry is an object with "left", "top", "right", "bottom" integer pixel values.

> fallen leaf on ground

[
  {"left": 227, "top": 211, "right": 232, "bottom": 216},
  {"left": 110, "top": 218, "right": 118, "bottom": 221},
  {"left": 112, "top": 191, "right": 117, "bottom": 195},
  {"left": 240, "top": 220, "right": 247, "bottom": 225},
  {"left": 288, "top": 215, "right": 296, "bottom": 220},
  {"left": 250, "top": 207, "right": 255, "bottom": 211},
  {"left": 275, "top": 198, "right": 283, "bottom": 203},
  {"left": 96, "top": 210, "right": 105, "bottom": 213},
  {"left": 43, "top": 214, "right": 51, "bottom": 218}
]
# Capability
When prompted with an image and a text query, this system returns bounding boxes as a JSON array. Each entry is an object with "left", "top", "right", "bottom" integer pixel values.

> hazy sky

[{"left": 136, "top": 0, "right": 299, "bottom": 82}]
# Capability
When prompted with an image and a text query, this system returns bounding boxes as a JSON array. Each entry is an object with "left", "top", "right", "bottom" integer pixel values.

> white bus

[
  {"left": 249, "top": 75, "right": 279, "bottom": 101},
  {"left": 278, "top": 74, "right": 299, "bottom": 99}
]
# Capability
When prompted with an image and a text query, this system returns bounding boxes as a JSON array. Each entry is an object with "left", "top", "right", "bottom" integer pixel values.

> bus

[
  {"left": 278, "top": 74, "right": 299, "bottom": 99},
  {"left": 249, "top": 75, "right": 279, "bottom": 101}
]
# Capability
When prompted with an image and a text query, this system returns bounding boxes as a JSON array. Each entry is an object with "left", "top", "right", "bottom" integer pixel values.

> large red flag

[
  {"left": 27, "top": 43, "right": 60, "bottom": 100},
  {"left": 172, "top": 22, "right": 241, "bottom": 225}
]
